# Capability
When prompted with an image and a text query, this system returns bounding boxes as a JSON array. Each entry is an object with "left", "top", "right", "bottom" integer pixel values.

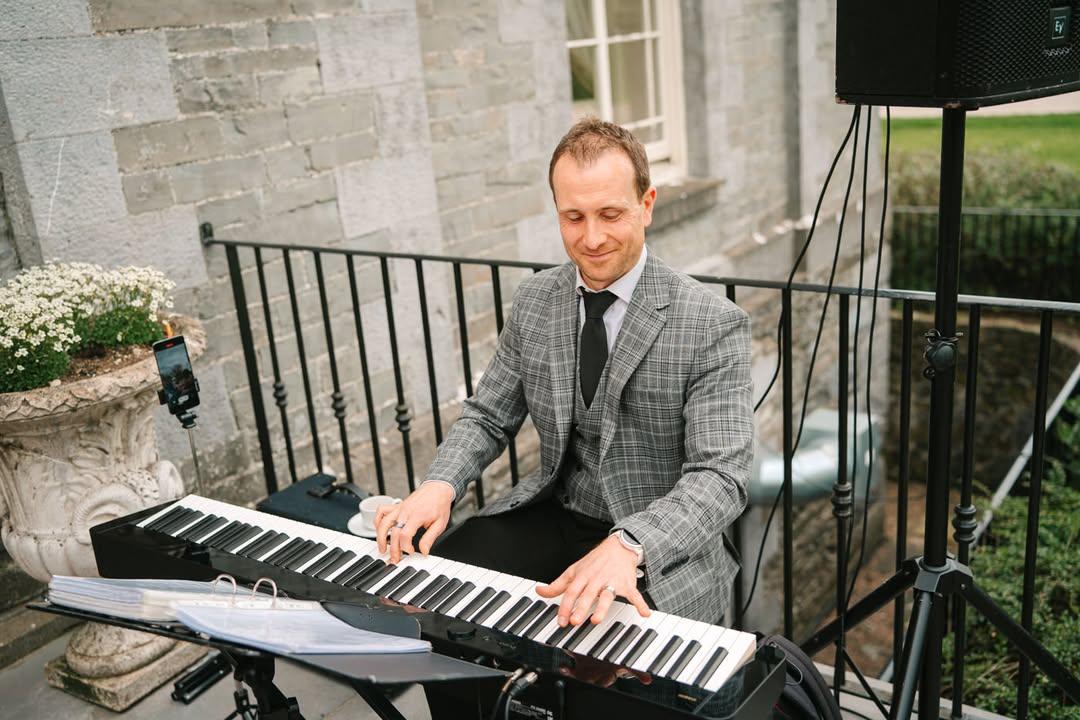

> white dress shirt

[{"left": 575, "top": 245, "right": 648, "bottom": 352}]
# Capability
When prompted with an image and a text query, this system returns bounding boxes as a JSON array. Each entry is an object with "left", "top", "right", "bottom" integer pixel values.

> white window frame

[{"left": 566, "top": 0, "right": 688, "bottom": 184}]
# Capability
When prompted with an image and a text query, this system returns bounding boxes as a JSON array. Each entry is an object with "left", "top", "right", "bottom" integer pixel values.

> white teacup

[{"left": 359, "top": 495, "right": 401, "bottom": 528}]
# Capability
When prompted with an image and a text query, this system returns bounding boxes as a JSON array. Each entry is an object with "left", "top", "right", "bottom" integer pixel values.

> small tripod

[{"left": 802, "top": 109, "right": 1080, "bottom": 719}]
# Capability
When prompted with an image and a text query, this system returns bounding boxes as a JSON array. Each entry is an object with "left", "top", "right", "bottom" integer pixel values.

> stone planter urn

[{"left": 0, "top": 315, "right": 207, "bottom": 710}]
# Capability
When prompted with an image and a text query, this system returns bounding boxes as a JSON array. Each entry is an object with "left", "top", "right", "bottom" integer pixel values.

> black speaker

[{"left": 836, "top": 1, "right": 1080, "bottom": 108}]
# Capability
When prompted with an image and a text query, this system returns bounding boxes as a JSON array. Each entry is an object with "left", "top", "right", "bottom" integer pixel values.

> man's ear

[{"left": 641, "top": 186, "right": 657, "bottom": 226}]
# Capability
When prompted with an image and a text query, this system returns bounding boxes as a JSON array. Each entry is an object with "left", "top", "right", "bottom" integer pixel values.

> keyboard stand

[{"left": 28, "top": 600, "right": 505, "bottom": 720}]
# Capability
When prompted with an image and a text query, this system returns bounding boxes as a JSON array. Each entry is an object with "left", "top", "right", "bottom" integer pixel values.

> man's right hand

[{"left": 375, "top": 481, "right": 455, "bottom": 563}]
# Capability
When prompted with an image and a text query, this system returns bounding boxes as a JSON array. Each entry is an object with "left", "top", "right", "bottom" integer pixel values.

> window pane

[
  {"left": 569, "top": 46, "right": 600, "bottom": 119},
  {"left": 606, "top": 0, "right": 645, "bottom": 36},
  {"left": 609, "top": 40, "right": 649, "bottom": 125},
  {"left": 635, "top": 122, "right": 662, "bottom": 145},
  {"left": 566, "top": 0, "right": 594, "bottom": 41},
  {"left": 651, "top": 37, "right": 663, "bottom": 117}
]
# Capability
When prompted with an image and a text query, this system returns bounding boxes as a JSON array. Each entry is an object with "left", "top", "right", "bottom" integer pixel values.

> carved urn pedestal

[{"left": 0, "top": 316, "right": 208, "bottom": 710}]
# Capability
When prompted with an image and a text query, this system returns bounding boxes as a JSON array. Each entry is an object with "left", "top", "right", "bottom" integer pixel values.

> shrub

[{"left": 0, "top": 262, "right": 174, "bottom": 393}]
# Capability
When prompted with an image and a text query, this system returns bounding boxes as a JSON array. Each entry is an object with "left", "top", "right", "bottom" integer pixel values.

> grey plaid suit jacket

[{"left": 425, "top": 252, "right": 753, "bottom": 623}]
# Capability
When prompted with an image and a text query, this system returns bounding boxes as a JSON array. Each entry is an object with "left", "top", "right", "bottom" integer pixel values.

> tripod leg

[
  {"left": 893, "top": 590, "right": 934, "bottom": 720},
  {"left": 963, "top": 581, "right": 1080, "bottom": 703}
]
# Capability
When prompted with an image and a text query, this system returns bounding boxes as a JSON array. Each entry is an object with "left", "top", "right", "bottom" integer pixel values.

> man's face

[{"left": 552, "top": 149, "right": 655, "bottom": 290}]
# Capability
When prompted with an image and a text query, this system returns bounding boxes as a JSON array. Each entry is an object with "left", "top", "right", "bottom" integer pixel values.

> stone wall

[{"left": 0, "top": 0, "right": 888, "bottom": 656}]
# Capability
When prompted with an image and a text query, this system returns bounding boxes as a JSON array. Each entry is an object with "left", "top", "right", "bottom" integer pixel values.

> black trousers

[{"left": 422, "top": 497, "right": 613, "bottom": 719}]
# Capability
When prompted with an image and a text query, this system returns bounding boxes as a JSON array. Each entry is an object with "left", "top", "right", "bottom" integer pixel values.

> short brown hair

[{"left": 548, "top": 117, "right": 651, "bottom": 198}]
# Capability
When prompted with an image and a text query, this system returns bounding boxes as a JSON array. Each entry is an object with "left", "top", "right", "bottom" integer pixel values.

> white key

[
  {"left": 677, "top": 625, "right": 729, "bottom": 686},
  {"left": 442, "top": 569, "right": 500, "bottom": 617},
  {"left": 704, "top": 633, "right": 757, "bottom": 692},
  {"left": 651, "top": 617, "right": 697, "bottom": 678},
  {"left": 576, "top": 603, "right": 636, "bottom": 656},
  {"left": 396, "top": 558, "right": 453, "bottom": 604},
  {"left": 626, "top": 613, "right": 681, "bottom": 672}
]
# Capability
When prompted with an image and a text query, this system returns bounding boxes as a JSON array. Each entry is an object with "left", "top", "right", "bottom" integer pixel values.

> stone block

[
  {"left": 265, "top": 146, "right": 311, "bottom": 183},
  {"left": 336, "top": 152, "right": 438, "bottom": 239},
  {"left": 113, "top": 116, "right": 226, "bottom": 172},
  {"left": 37, "top": 205, "right": 208, "bottom": 289},
  {"left": 470, "top": 187, "right": 545, "bottom": 232},
  {"left": 15, "top": 132, "right": 128, "bottom": 238},
  {"left": 0, "top": 0, "right": 91, "bottom": 41},
  {"left": 197, "top": 192, "right": 262, "bottom": 229},
  {"left": 262, "top": 174, "right": 337, "bottom": 215},
  {"left": 233, "top": 22, "right": 269, "bottom": 49},
  {"left": 258, "top": 67, "right": 323, "bottom": 105},
  {"left": 316, "top": 13, "right": 423, "bottom": 93},
  {"left": 169, "top": 155, "right": 265, "bottom": 203},
  {"left": 285, "top": 92, "right": 374, "bottom": 143},
  {"left": 199, "top": 76, "right": 260, "bottom": 113},
  {"left": 0, "top": 34, "right": 177, "bottom": 142},
  {"left": 308, "top": 133, "right": 378, "bottom": 170},
  {"left": 373, "top": 81, "right": 431, "bottom": 158},
  {"left": 201, "top": 47, "right": 317, "bottom": 79},
  {"left": 268, "top": 19, "right": 317, "bottom": 47},
  {"left": 228, "top": 200, "right": 343, "bottom": 247},
  {"left": 165, "top": 27, "right": 233, "bottom": 54},
  {"left": 289, "top": 0, "right": 363, "bottom": 13},
  {"left": 121, "top": 170, "right": 173, "bottom": 214},
  {"left": 435, "top": 172, "right": 486, "bottom": 209},
  {"left": 221, "top": 109, "right": 290, "bottom": 154},
  {"left": 88, "top": 0, "right": 293, "bottom": 32},
  {"left": 431, "top": 133, "right": 507, "bottom": 176}
]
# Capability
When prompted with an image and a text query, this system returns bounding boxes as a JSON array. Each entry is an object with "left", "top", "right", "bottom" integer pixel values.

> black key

[
  {"left": 222, "top": 525, "right": 263, "bottom": 552},
  {"left": 434, "top": 582, "right": 475, "bottom": 614},
  {"left": 693, "top": 646, "right": 729, "bottom": 687},
  {"left": 588, "top": 622, "right": 625, "bottom": 659},
  {"left": 355, "top": 563, "right": 397, "bottom": 592},
  {"left": 376, "top": 567, "right": 418, "bottom": 597},
  {"left": 469, "top": 591, "right": 510, "bottom": 624},
  {"left": 454, "top": 587, "right": 494, "bottom": 619},
  {"left": 348, "top": 559, "right": 390, "bottom": 589},
  {"left": 421, "top": 578, "right": 462, "bottom": 610},
  {"left": 177, "top": 514, "right": 221, "bottom": 540},
  {"left": 315, "top": 550, "right": 356, "bottom": 580},
  {"left": 604, "top": 625, "right": 642, "bottom": 662},
  {"left": 274, "top": 539, "right": 315, "bottom": 567},
  {"left": 390, "top": 570, "right": 430, "bottom": 602},
  {"left": 666, "top": 640, "right": 702, "bottom": 681},
  {"left": 544, "top": 622, "right": 575, "bottom": 646},
  {"left": 647, "top": 636, "right": 684, "bottom": 674},
  {"left": 145, "top": 506, "right": 188, "bottom": 532},
  {"left": 524, "top": 604, "right": 560, "bottom": 639},
  {"left": 621, "top": 629, "right": 658, "bottom": 666},
  {"left": 160, "top": 508, "right": 202, "bottom": 534},
  {"left": 264, "top": 538, "right": 305, "bottom": 565},
  {"left": 286, "top": 542, "right": 327, "bottom": 571},
  {"left": 493, "top": 597, "right": 532, "bottom": 632},
  {"left": 410, "top": 575, "right": 450, "bottom": 607},
  {"left": 334, "top": 556, "right": 378, "bottom": 586},
  {"left": 508, "top": 600, "right": 547, "bottom": 636},
  {"left": 563, "top": 621, "right": 600, "bottom": 652},
  {"left": 304, "top": 548, "right": 343, "bottom": 577},
  {"left": 189, "top": 516, "right": 231, "bottom": 543},
  {"left": 242, "top": 531, "right": 284, "bottom": 559},
  {"left": 201, "top": 521, "right": 244, "bottom": 548}
]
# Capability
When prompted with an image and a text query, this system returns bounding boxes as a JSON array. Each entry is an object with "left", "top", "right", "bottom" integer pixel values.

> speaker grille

[{"left": 954, "top": 1, "right": 1080, "bottom": 93}]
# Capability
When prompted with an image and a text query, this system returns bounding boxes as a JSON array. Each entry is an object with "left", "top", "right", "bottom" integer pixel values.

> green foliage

[
  {"left": 943, "top": 408, "right": 1080, "bottom": 718},
  {"left": 0, "top": 346, "right": 69, "bottom": 394},
  {"left": 78, "top": 307, "right": 165, "bottom": 349}
]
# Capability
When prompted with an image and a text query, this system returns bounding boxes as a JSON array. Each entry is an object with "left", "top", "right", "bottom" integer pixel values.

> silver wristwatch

[{"left": 614, "top": 529, "right": 645, "bottom": 566}]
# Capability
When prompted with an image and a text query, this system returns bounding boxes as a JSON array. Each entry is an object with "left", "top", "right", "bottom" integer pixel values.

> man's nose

[{"left": 582, "top": 219, "right": 605, "bottom": 250}]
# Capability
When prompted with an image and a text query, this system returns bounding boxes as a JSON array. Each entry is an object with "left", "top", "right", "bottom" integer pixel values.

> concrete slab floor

[{"left": 0, "top": 630, "right": 431, "bottom": 720}]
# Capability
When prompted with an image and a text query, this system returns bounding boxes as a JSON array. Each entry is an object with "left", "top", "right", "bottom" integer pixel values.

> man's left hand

[{"left": 537, "top": 534, "right": 652, "bottom": 627}]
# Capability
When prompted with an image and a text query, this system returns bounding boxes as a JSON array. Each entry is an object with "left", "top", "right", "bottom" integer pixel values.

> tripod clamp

[{"left": 921, "top": 328, "right": 963, "bottom": 379}]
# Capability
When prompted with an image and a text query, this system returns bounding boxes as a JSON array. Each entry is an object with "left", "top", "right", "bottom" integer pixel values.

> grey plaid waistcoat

[
  {"left": 557, "top": 339, "right": 613, "bottom": 520},
  {"left": 423, "top": 253, "right": 754, "bottom": 623}
]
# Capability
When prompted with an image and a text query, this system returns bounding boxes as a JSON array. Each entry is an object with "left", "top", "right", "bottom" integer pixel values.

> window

[{"left": 566, "top": 0, "right": 686, "bottom": 180}]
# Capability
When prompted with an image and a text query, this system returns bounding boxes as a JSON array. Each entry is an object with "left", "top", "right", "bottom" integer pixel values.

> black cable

[
  {"left": 740, "top": 105, "right": 864, "bottom": 618},
  {"left": 502, "top": 671, "right": 538, "bottom": 720},
  {"left": 488, "top": 668, "right": 523, "bottom": 720}
]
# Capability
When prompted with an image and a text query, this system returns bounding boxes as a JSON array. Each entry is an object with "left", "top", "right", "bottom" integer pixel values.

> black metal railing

[
  {"left": 206, "top": 225, "right": 1080, "bottom": 718},
  {"left": 891, "top": 206, "right": 1080, "bottom": 302}
]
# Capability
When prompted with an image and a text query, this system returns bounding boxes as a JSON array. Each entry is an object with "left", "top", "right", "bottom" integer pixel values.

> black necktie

[{"left": 580, "top": 290, "right": 618, "bottom": 408}]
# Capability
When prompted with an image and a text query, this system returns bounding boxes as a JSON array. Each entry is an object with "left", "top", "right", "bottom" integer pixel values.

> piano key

[
  {"left": 561, "top": 620, "right": 601, "bottom": 653},
  {"left": 355, "top": 562, "right": 397, "bottom": 592},
  {"left": 422, "top": 578, "right": 462, "bottom": 610},
  {"left": 333, "top": 556, "right": 379, "bottom": 586},
  {"left": 303, "top": 548, "right": 343, "bottom": 577},
  {"left": 666, "top": 640, "right": 701, "bottom": 680},
  {"left": 508, "top": 600, "right": 548, "bottom": 636},
  {"left": 693, "top": 645, "right": 729, "bottom": 688},
  {"left": 621, "top": 628, "right": 658, "bottom": 667},
  {"left": 273, "top": 539, "right": 315, "bottom": 567},
  {"left": 159, "top": 508, "right": 202, "bottom": 534},
  {"left": 523, "top": 604, "right": 559, "bottom": 639},
  {"left": 676, "top": 626, "right": 728, "bottom": 685},
  {"left": 367, "top": 554, "right": 433, "bottom": 595},
  {"left": 144, "top": 505, "right": 189, "bottom": 532},
  {"left": 603, "top": 624, "right": 642, "bottom": 663},
  {"left": 476, "top": 578, "right": 532, "bottom": 628},
  {"left": 455, "top": 587, "right": 495, "bottom": 621},
  {"left": 443, "top": 570, "right": 499, "bottom": 617},
  {"left": 408, "top": 575, "right": 450, "bottom": 608},
  {"left": 577, "top": 604, "right": 638, "bottom": 656},
  {"left": 222, "top": 525, "right": 263, "bottom": 553},
  {"left": 647, "top": 636, "right": 684, "bottom": 675},
  {"left": 287, "top": 542, "right": 328, "bottom": 571},
  {"left": 177, "top": 514, "right": 223, "bottom": 541},
  {"left": 627, "top": 614, "right": 680, "bottom": 672},
  {"left": 389, "top": 570, "right": 430, "bottom": 602},
  {"left": 469, "top": 590, "right": 511, "bottom": 624},
  {"left": 397, "top": 560, "right": 454, "bottom": 603},
  {"left": 201, "top": 521, "right": 245, "bottom": 548},
  {"left": 706, "top": 633, "right": 757, "bottom": 692},
  {"left": 376, "top": 567, "right": 418, "bottom": 597},
  {"left": 587, "top": 621, "right": 625, "bottom": 659},
  {"left": 314, "top": 550, "right": 355, "bottom": 580},
  {"left": 263, "top": 538, "right": 304, "bottom": 565},
  {"left": 434, "top": 581, "right": 475, "bottom": 614},
  {"left": 241, "top": 531, "right": 285, "bottom": 559},
  {"left": 493, "top": 597, "right": 533, "bottom": 632}
]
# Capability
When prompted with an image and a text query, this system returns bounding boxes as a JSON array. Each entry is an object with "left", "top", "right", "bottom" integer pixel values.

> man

[{"left": 375, "top": 118, "right": 753, "bottom": 632}]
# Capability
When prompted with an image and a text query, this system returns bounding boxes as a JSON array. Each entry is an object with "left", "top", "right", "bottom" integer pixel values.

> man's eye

[
  {"left": 602, "top": 213, "right": 621, "bottom": 221},
  {"left": 566, "top": 215, "right": 583, "bottom": 223}
]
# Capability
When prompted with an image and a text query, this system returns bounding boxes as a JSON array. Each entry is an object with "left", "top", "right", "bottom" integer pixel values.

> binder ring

[
  {"left": 210, "top": 574, "right": 238, "bottom": 600},
  {"left": 251, "top": 577, "right": 279, "bottom": 605}
]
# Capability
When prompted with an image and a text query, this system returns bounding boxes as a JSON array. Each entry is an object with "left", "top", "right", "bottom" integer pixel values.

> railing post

[
  {"left": 380, "top": 257, "right": 415, "bottom": 493},
  {"left": 832, "top": 294, "right": 852, "bottom": 698},
  {"left": 782, "top": 287, "right": 794, "bottom": 639}
]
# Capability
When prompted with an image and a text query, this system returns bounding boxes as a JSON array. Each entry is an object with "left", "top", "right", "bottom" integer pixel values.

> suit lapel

[
  {"left": 598, "top": 253, "right": 670, "bottom": 465},
  {"left": 547, "top": 265, "right": 579, "bottom": 452}
]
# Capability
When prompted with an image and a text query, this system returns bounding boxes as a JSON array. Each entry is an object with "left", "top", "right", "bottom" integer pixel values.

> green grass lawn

[{"left": 890, "top": 113, "right": 1080, "bottom": 172}]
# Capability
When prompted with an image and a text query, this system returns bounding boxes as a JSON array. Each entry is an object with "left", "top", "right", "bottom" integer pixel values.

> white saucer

[{"left": 347, "top": 513, "right": 377, "bottom": 539}]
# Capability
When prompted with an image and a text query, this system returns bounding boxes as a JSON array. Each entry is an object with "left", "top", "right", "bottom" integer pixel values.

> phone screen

[{"left": 154, "top": 339, "right": 195, "bottom": 408}]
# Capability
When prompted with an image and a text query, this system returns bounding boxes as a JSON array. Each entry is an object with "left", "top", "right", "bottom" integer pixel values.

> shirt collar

[{"left": 575, "top": 245, "right": 648, "bottom": 304}]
